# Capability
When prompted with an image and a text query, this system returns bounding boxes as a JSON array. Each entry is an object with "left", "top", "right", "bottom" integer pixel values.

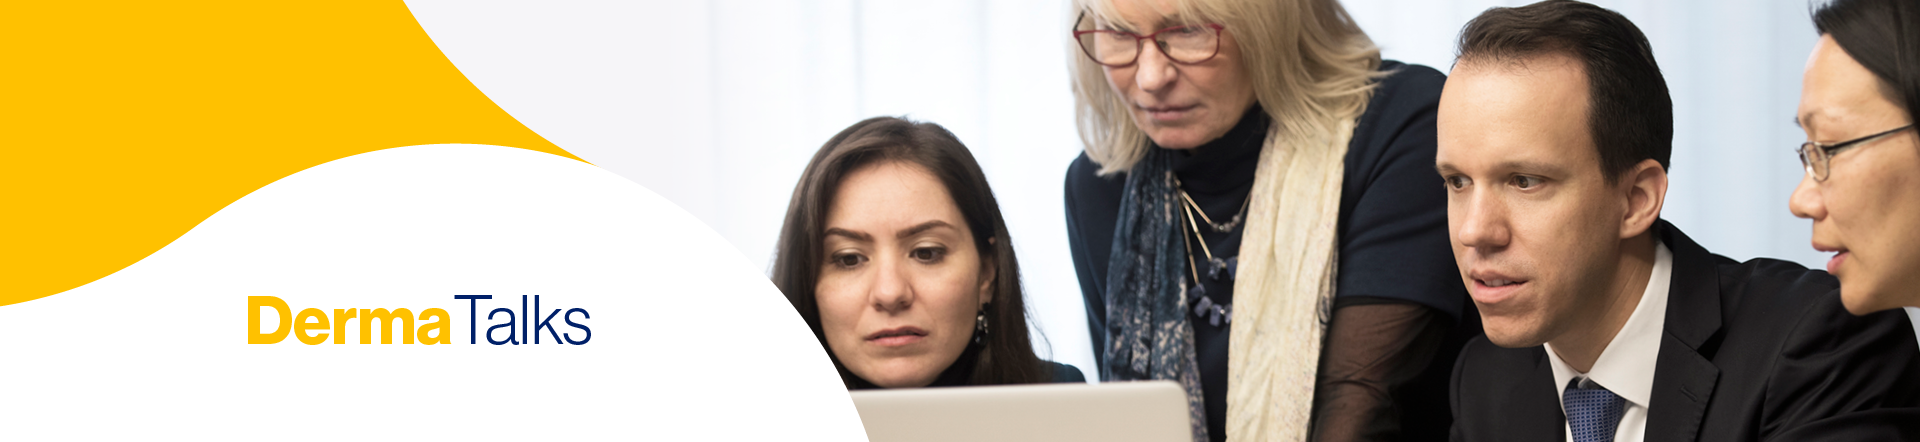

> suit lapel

[
  {"left": 1646, "top": 334, "right": 1718, "bottom": 442},
  {"left": 1645, "top": 222, "right": 1723, "bottom": 442},
  {"left": 1510, "top": 350, "right": 1569, "bottom": 441}
]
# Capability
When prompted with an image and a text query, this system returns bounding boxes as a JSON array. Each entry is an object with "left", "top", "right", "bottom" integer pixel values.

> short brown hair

[{"left": 1455, "top": 0, "right": 1673, "bottom": 183}]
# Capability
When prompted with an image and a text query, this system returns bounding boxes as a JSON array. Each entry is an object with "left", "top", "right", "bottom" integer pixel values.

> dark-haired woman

[
  {"left": 1791, "top": 0, "right": 1920, "bottom": 317},
  {"left": 1778, "top": 0, "right": 1920, "bottom": 438},
  {"left": 774, "top": 116, "right": 1083, "bottom": 388}
]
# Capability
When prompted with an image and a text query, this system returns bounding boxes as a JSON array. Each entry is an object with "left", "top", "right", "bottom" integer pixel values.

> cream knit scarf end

[{"left": 1225, "top": 118, "right": 1352, "bottom": 441}]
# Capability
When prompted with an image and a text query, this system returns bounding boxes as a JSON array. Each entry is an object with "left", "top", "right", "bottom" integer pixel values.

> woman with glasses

[
  {"left": 1790, "top": 0, "right": 1920, "bottom": 316},
  {"left": 1062, "top": 0, "right": 1470, "bottom": 440}
]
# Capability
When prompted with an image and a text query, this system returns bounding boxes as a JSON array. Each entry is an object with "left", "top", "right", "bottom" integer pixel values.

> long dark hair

[
  {"left": 772, "top": 116, "right": 1048, "bottom": 388},
  {"left": 1815, "top": 0, "right": 1920, "bottom": 117}
]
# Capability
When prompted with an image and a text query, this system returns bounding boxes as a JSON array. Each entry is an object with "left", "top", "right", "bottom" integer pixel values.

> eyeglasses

[
  {"left": 1796, "top": 123, "right": 1915, "bottom": 181},
  {"left": 1072, "top": 13, "right": 1224, "bottom": 68}
]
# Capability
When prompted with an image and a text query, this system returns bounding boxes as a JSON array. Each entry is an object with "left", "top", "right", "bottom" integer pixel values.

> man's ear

[
  {"left": 978, "top": 237, "right": 997, "bottom": 306},
  {"left": 1620, "top": 159, "right": 1668, "bottom": 239}
]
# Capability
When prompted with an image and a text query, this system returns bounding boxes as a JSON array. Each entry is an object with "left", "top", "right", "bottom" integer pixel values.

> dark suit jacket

[{"left": 1450, "top": 221, "right": 1920, "bottom": 441}]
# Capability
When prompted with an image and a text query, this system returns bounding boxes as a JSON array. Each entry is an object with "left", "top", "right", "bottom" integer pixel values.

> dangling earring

[{"left": 972, "top": 305, "right": 990, "bottom": 345}]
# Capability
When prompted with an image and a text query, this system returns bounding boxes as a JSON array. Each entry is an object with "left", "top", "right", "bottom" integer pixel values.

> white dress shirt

[{"left": 1543, "top": 241, "right": 1671, "bottom": 442}]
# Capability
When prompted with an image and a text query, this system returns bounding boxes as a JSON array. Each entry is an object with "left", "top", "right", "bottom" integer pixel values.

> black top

[
  {"left": 1449, "top": 221, "right": 1920, "bottom": 441},
  {"left": 1050, "top": 361, "right": 1087, "bottom": 383},
  {"left": 1064, "top": 61, "right": 1467, "bottom": 440}
]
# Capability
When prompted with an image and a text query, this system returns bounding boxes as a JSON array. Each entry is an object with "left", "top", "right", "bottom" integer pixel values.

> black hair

[
  {"left": 1815, "top": 0, "right": 1920, "bottom": 117},
  {"left": 1455, "top": 0, "right": 1674, "bottom": 182}
]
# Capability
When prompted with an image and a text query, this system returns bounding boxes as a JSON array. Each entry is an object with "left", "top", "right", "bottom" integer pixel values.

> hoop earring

[{"left": 972, "top": 305, "right": 990, "bottom": 345}]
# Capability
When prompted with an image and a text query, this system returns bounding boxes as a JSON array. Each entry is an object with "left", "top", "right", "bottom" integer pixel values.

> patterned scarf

[
  {"left": 1103, "top": 146, "right": 1209, "bottom": 442},
  {"left": 1104, "top": 119, "right": 1352, "bottom": 442}
]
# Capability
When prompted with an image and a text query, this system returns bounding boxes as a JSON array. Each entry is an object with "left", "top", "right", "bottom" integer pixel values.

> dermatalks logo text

[{"left": 248, "top": 296, "right": 592, "bottom": 345}]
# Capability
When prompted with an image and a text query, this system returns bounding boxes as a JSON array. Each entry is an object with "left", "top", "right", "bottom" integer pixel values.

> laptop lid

[{"left": 851, "top": 380, "right": 1189, "bottom": 442}]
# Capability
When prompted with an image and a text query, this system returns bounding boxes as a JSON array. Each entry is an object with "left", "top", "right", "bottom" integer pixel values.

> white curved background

[{"left": 0, "top": 145, "right": 863, "bottom": 440}]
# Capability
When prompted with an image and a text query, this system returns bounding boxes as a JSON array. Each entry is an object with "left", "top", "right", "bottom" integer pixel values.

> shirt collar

[{"left": 1545, "top": 240, "right": 1672, "bottom": 409}]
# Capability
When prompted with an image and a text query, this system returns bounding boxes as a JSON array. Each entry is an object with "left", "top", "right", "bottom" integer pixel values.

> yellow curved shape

[{"left": 0, "top": 2, "right": 580, "bottom": 306}]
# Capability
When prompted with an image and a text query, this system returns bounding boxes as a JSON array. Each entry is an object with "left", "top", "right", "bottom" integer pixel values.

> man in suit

[{"left": 1434, "top": 1, "right": 1920, "bottom": 441}]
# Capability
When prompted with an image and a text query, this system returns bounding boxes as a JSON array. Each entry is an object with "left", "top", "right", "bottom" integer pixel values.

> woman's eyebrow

[
  {"left": 1095, "top": 17, "right": 1135, "bottom": 32},
  {"left": 897, "top": 220, "right": 956, "bottom": 239},
  {"left": 1143, "top": 12, "right": 1198, "bottom": 30},
  {"left": 1158, "top": 14, "right": 1191, "bottom": 28},
  {"left": 824, "top": 227, "right": 871, "bottom": 242},
  {"left": 1101, "top": 12, "right": 1189, "bottom": 32}
]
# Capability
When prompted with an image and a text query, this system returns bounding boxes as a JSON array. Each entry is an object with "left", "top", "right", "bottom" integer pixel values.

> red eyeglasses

[{"left": 1072, "top": 13, "right": 1225, "bottom": 67}]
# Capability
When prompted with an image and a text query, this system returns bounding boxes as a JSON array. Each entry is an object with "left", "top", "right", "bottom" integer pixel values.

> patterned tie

[{"left": 1564, "top": 379, "right": 1626, "bottom": 442}]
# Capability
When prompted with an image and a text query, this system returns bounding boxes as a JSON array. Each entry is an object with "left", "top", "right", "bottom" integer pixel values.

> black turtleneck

[
  {"left": 1064, "top": 60, "right": 1474, "bottom": 441},
  {"left": 1166, "top": 105, "right": 1266, "bottom": 319}
]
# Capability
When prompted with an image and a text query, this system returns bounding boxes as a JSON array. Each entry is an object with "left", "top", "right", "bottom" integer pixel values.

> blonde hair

[{"left": 1069, "top": 0, "right": 1383, "bottom": 175}]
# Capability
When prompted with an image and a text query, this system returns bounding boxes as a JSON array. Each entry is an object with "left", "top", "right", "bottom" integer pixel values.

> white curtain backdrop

[{"left": 417, "top": 0, "right": 1845, "bottom": 378}]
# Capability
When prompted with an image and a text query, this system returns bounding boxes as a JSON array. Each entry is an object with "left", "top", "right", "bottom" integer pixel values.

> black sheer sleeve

[{"left": 1311, "top": 299, "right": 1449, "bottom": 442}]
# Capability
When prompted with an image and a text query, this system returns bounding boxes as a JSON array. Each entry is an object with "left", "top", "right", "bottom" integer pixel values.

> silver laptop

[{"left": 851, "top": 381, "right": 1190, "bottom": 442}]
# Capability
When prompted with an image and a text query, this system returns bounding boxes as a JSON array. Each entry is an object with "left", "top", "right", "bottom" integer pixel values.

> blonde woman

[{"left": 1062, "top": 0, "right": 1470, "bottom": 440}]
